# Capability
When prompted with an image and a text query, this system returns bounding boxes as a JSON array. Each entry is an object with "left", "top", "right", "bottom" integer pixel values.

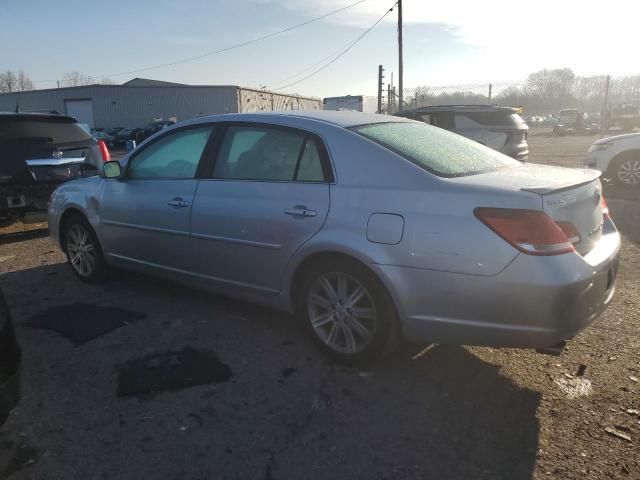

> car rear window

[
  {"left": 455, "top": 112, "right": 525, "bottom": 127},
  {"left": 350, "top": 122, "right": 519, "bottom": 177},
  {"left": 0, "top": 117, "right": 92, "bottom": 144}
]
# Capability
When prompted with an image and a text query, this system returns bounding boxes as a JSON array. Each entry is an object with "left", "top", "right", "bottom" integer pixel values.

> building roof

[{"left": 122, "top": 78, "right": 187, "bottom": 87}]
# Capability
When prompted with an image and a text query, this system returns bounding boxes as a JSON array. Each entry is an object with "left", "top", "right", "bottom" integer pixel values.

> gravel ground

[{"left": 0, "top": 135, "right": 638, "bottom": 480}]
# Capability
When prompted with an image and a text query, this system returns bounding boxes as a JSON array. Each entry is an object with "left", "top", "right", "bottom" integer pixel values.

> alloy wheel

[
  {"left": 617, "top": 158, "right": 640, "bottom": 185},
  {"left": 307, "top": 272, "right": 377, "bottom": 354},
  {"left": 66, "top": 224, "right": 96, "bottom": 277}
]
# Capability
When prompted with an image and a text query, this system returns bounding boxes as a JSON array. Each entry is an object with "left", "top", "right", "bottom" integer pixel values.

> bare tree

[
  {"left": 60, "top": 71, "right": 95, "bottom": 87},
  {"left": 0, "top": 70, "right": 18, "bottom": 93},
  {"left": 16, "top": 71, "right": 34, "bottom": 91}
]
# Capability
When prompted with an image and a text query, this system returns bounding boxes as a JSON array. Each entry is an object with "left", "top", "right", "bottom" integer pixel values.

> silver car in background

[
  {"left": 394, "top": 105, "right": 530, "bottom": 161},
  {"left": 49, "top": 111, "right": 620, "bottom": 363}
]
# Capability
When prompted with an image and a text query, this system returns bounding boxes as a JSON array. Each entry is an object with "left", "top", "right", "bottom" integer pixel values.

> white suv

[{"left": 586, "top": 133, "right": 640, "bottom": 186}]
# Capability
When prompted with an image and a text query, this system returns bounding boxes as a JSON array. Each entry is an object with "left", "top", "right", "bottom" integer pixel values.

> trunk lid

[{"left": 450, "top": 163, "right": 604, "bottom": 255}]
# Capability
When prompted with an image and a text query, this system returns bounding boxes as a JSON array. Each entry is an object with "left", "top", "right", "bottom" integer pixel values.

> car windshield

[{"left": 350, "top": 121, "right": 519, "bottom": 177}]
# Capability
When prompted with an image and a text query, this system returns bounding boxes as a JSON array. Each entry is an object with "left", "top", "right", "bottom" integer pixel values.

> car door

[
  {"left": 190, "top": 123, "right": 332, "bottom": 294},
  {"left": 99, "top": 125, "right": 216, "bottom": 271}
]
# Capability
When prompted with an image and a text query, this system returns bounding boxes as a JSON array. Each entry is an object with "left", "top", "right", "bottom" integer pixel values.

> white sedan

[{"left": 586, "top": 133, "right": 640, "bottom": 186}]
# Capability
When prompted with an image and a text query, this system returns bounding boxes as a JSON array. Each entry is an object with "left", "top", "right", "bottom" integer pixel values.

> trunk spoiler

[{"left": 520, "top": 169, "right": 601, "bottom": 195}]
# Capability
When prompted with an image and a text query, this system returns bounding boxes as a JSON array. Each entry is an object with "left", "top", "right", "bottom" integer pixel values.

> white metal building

[{"left": 0, "top": 78, "right": 322, "bottom": 129}]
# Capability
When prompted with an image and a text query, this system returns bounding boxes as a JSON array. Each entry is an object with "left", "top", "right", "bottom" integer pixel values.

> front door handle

[
  {"left": 284, "top": 206, "right": 317, "bottom": 217},
  {"left": 167, "top": 198, "right": 191, "bottom": 208}
]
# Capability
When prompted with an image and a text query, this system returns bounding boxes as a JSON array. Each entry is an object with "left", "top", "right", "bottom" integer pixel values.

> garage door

[{"left": 65, "top": 99, "right": 95, "bottom": 128}]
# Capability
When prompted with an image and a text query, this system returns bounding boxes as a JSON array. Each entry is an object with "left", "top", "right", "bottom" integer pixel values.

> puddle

[
  {"left": 116, "top": 347, "right": 233, "bottom": 397},
  {"left": 28, "top": 303, "right": 145, "bottom": 344},
  {"left": 553, "top": 376, "right": 593, "bottom": 399}
]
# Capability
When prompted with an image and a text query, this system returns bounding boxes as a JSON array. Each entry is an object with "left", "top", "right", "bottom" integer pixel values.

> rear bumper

[
  {"left": 500, "top": 144, "right": 529, "bottom": 162},
  {"left": 373, "top": 220, "right": 621, "bottom": 348},
  {"left": 0, "top": 184, "right": 56, "bottom": 219}
]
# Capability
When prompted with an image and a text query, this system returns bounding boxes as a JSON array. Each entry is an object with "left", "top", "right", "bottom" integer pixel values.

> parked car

[
  {"left": 112, "top": 128, "right": 143, "bottom": 148},
  {"left": 552, "top": 109, "right": 597, "bottom": 135},
  {"left": 137, "top": 120, "right": 176, "bottom": 143},
  {"left": 49, "top": 111, "right": 619, "bottom": 364},
  {"left": 1, "top": 112, "right": 108, "bottom": 227},
  {"left": 92, "top": 131, "right": 115, "bottom": 147},
  {"left": 0, "top": 288, "right": 20, "bottom": 426},
  {"left": 586, "top": 133, "right": 640, "bottom": 186},
  {"left": 394, "top": 105, "right": 529, "bottom": 161},
  {"left": 105, "top": 127, "right": 124, "bottom": 136}
]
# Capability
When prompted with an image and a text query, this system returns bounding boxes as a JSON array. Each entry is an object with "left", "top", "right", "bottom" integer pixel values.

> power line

[
  {"left": 33, "top": 0, "right": 370, "bottom": 83},
  {"left": 270, "top": 1, "right": 398, "bottom": 91}
]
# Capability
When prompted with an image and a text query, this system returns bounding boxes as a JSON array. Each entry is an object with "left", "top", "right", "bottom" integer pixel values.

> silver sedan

[{"left": 49, "top": 111, "right": 620, "bottom": 363}]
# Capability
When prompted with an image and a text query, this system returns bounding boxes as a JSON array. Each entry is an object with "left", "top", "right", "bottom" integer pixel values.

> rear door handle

[
  {"left": 167, "top": 198, "right": 191, "bottom": 208},
  {"left": 284, "top": 207, "right": 317, "bottom": 217}
]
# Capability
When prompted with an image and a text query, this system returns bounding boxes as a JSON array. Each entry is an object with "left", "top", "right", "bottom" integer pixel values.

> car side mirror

[{"left": 103, "top": 161, "right": 123, "bottom": 179}]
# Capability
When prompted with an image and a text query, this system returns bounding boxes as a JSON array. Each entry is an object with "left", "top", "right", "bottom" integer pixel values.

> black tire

[
  {"left": 608, "top": 152, "right": 640, "bottom": 187},
  {"left": 296, "top": 257, "right": 398, "bottom": 365},
  {"left": 62, "top": 214, "right": 109, "bottom": 283}
]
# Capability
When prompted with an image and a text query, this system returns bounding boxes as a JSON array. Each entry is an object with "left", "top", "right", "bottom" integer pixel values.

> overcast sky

[{"left": 1, "top": 0, "right": 638, "bottom": 97}]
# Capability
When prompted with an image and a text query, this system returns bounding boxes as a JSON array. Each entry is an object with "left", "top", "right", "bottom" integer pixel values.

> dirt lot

[{"left": 0, "top": 134, "right": 639, "bottom": 480}]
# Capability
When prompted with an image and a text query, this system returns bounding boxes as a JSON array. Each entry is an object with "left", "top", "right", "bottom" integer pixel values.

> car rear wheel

[
  {"left": 609, "top": 153, "right": 640, "bottom": 186},
  {"left": 63, "top": 215, "right": 108, "bottom": 283},
  {"left": 298, "top": 257, "right": 398, "bottom": 364}
]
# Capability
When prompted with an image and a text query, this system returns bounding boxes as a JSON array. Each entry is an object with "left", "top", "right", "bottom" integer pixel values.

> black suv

[
  {"left": 1, "top": 113, "right": 105, "bottom": 226},
  {"left": 0, "top": 288, "right": 20, "bottom": 425},
  {"left": 137, "top": 120, "right": 176, "bottom": 143},
  {"left": 394, "top": 105, "right": 529, "bottom": 161}
]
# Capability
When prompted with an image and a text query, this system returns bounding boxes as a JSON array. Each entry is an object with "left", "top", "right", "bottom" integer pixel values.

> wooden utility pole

[
  {"left": 377, "top": 65, "right": 384, "bottom": 114},
  {"left": 397, "top": 0, "right": 403, "bottom": 111}
]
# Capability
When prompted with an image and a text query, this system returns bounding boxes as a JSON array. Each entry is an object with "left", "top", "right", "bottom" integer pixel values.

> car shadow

[
  {"left": 269, "top": 344, "right": 541, "bottom": 480},
  {"left": 0, "top": 263, "right": 541, "bottom": 480},
  {"left": 0, "top": 227, "right": 49, "bottom": 246}
]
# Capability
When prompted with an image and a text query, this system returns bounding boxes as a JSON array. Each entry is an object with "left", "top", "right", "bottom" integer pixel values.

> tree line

[
  {"left": 0, "top": 70, "right": 114, "bottom": 93},
  {"left": 408, "top": 69, "right": 640, "bottom": 115}
]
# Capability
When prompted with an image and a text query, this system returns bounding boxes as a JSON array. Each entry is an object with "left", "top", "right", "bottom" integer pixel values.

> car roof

[
  {"left": 181, "top": 110, "right": 414, "bottom": 129},
  {"left": 394, "top": 105, "right": 519, "bottom": 116},
  {"left": 0, "top": 111, "right": 77, "bottom": 122}
]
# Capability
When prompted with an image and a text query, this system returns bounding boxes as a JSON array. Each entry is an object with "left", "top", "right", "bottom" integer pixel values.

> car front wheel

[
  {"left": 63, "top": 215, "right": 109, "bottom": 283},
  {"left": 298, "top": 257, "right": 398, "bottom": 364},
  {"left": 610, "top": 153, "right": 640, "bottom": 186}
]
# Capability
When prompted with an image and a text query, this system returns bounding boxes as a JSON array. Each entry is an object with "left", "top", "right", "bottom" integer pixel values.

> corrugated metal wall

[
  {"left": 0, "top": 85, "right": 239, "bottom": 128},
  {"left": 0, "top": 85, "right": 321, "bottom": 128},
  {"left": 238, "top": 88, "right": 322, "bottom": 113}
]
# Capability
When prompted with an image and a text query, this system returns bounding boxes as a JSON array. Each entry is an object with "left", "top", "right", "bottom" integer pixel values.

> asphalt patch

[
  {"left": 0, "top": 441, "right": 40, "bottom": 479},
  {"left": 116, "top": 347, "right": 232, "bottom": 397},
  {"left": 28, "top": 303, "right": 145, "bottom": 344}
]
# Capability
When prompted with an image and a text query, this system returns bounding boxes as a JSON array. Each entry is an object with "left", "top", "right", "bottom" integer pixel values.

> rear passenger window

[
  {"left": 296, "top": 139, "right": 324, "bottom": 182},
  {"left": 213, "top": 126, "right": 327, "bottom": 182}
]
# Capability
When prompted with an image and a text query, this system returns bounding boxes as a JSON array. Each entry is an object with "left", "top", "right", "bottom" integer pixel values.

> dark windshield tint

[
  {"left": 0, "top": 117, "right": 92, "bottom": 144},
  {"left": 350, "top": 122, "right": 519, "bottom": 177}
]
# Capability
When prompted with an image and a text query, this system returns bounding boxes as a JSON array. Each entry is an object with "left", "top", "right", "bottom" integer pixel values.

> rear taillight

[
  {"left": 98, "top": 140, "right": 110, "bottom": 162},
  {"left": 556, "top": 221, "right": 581, "bottom": 245},
  {"left": 474, "top": 208, "right": 575, "bottom": 256},
  {"left": 601, "top": 195, "right": 609, "bottom": 218}
]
